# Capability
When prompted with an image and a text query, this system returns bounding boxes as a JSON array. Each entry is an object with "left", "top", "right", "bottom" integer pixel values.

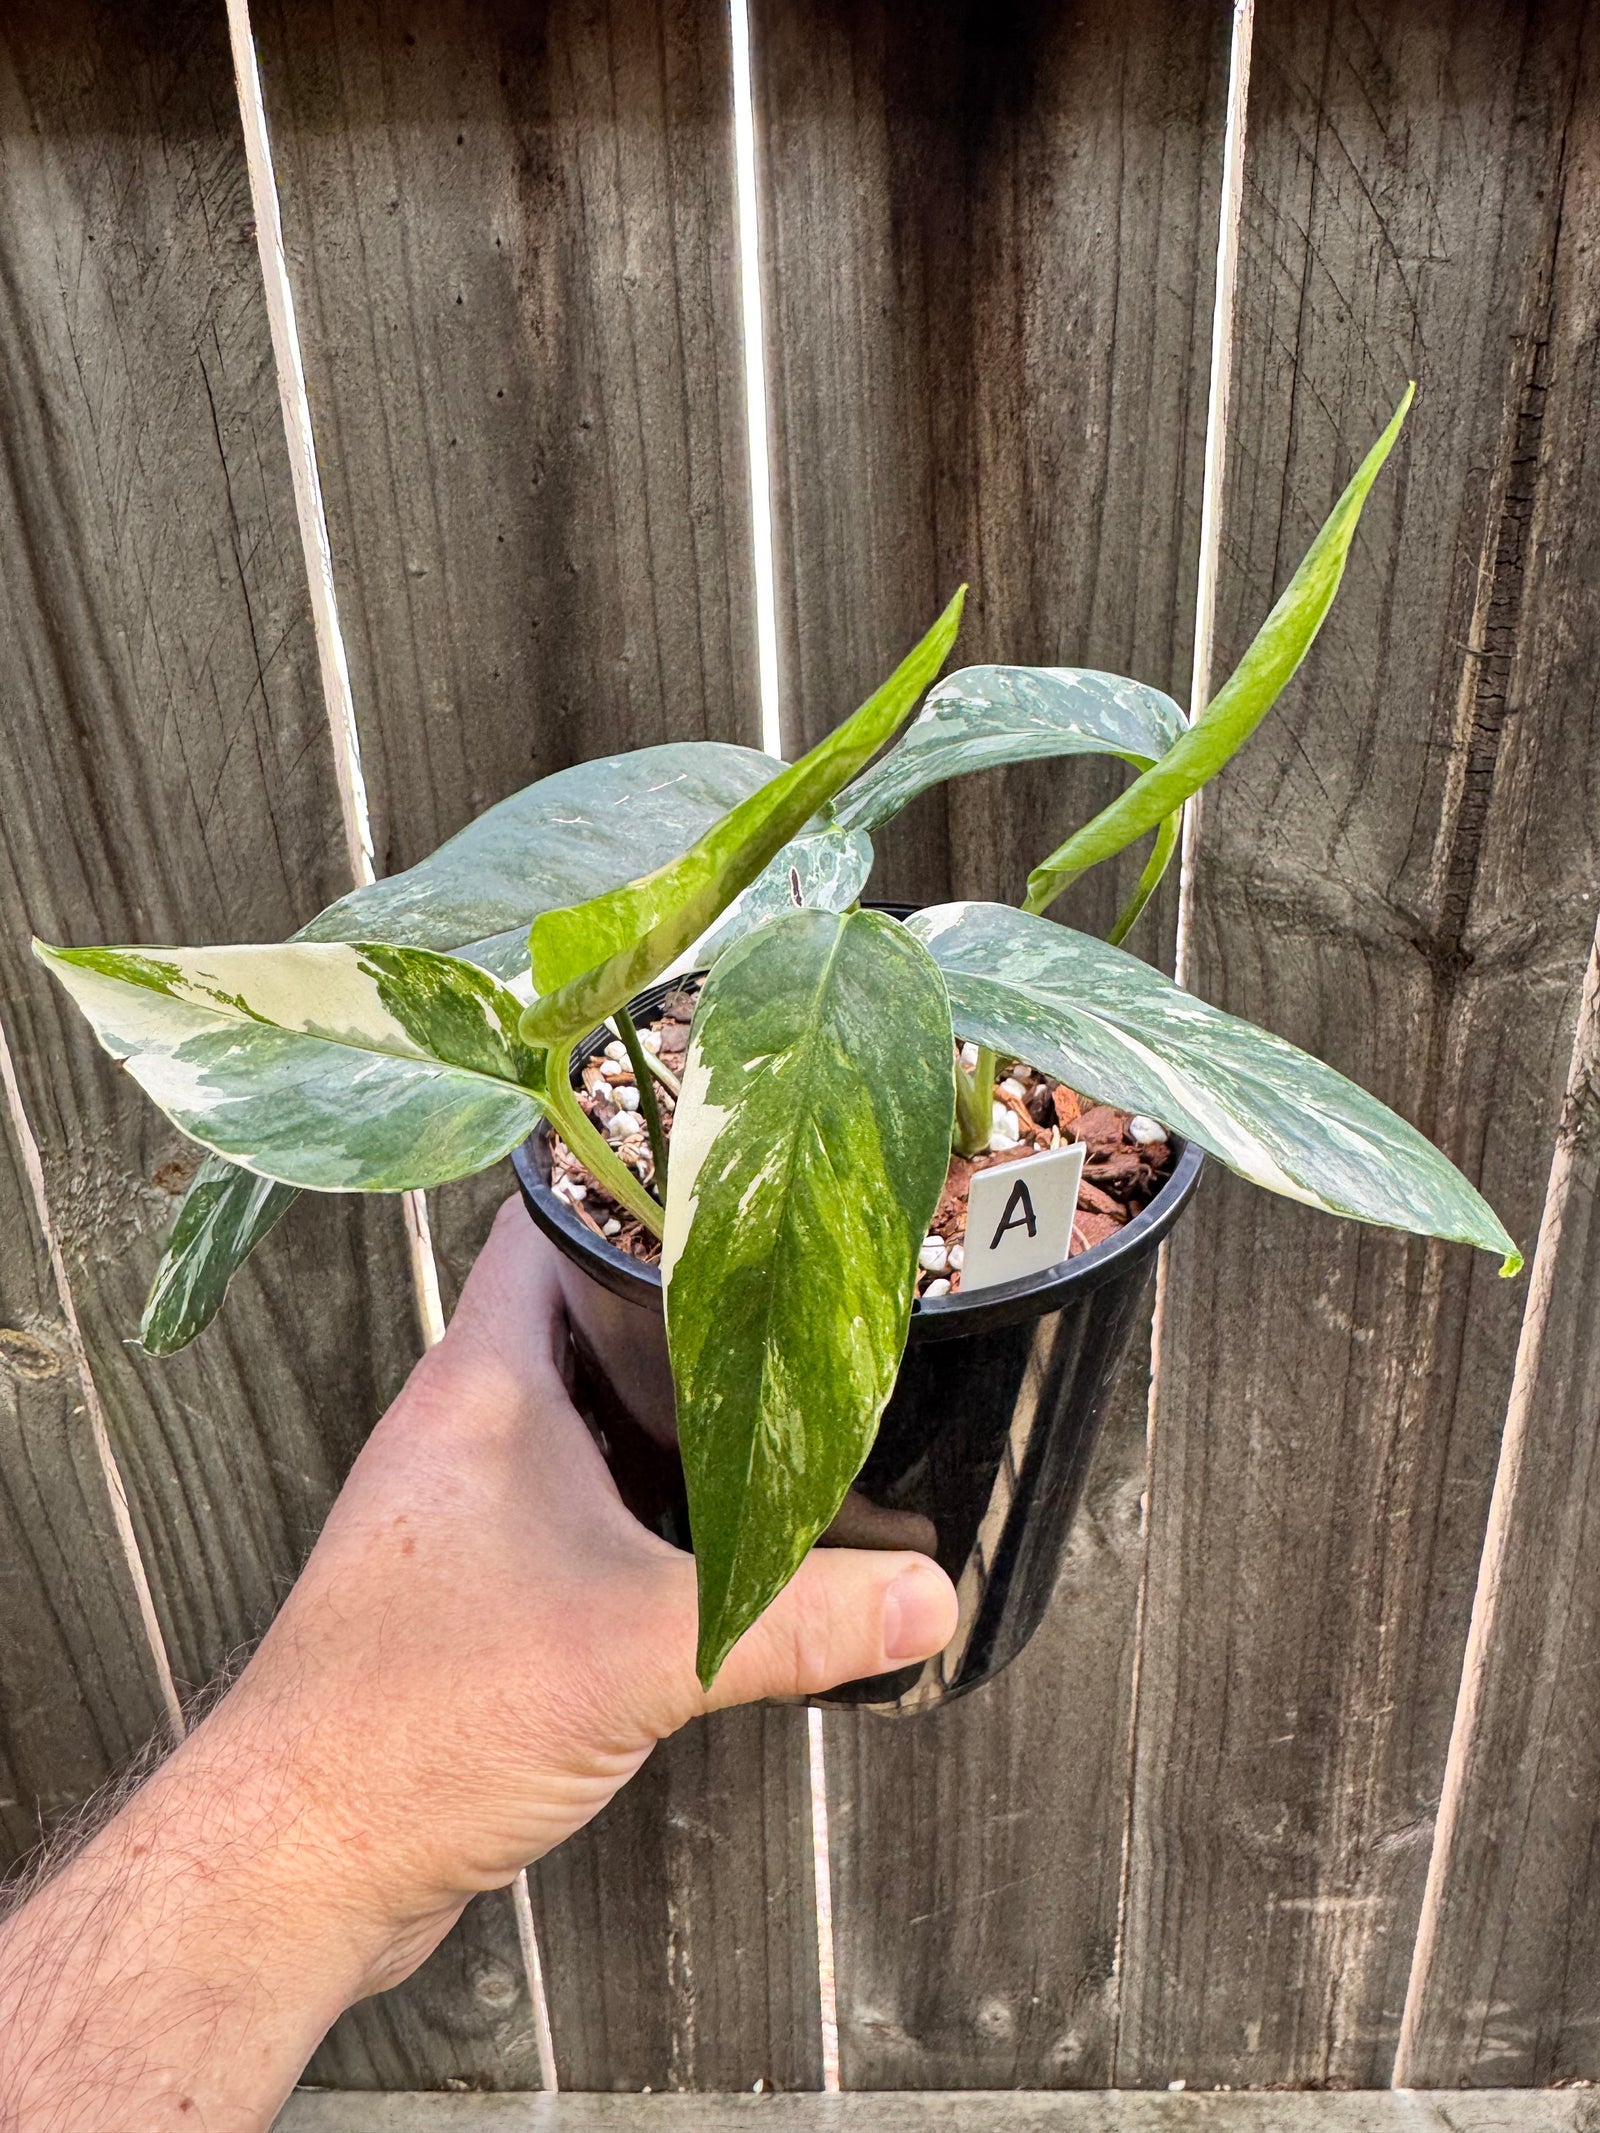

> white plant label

[{"left": 961, "top": 1142, "right": 1088, "bottom": 1293}]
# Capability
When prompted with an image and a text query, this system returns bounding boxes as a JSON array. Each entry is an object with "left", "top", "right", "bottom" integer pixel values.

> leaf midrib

[
  {"left": 108, "top": 956, "right": 540, "bottom": 1097},
  {"left": 717, "top": 915, "right": 854, "bottom": 1597}
]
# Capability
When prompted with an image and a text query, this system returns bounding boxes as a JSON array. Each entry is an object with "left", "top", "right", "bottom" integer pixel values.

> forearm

[{"left": 0, "top": 1700, "right": 413, "bottom": 2133}]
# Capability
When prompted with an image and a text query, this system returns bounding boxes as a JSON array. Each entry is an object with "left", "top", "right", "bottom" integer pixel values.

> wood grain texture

[
  {"left": 1395, "top": 944, "right": 1600, "bottom": 2087},
  {"left": 531, "top": 1706, "right": 821, "bottom": 2090},
  {"left": 0, "top": 1083, "right": 167, "bottom": 1875},
  {"left": 251, "top": 0, "right": 760, "bottom": 873},
  {"left": 0, "top": 0, "right": 535, "bottom": 2082},
  {"left": 275, "top": 2087, "right": 1600, "bottom": 2132},
  {"left": 750, "top": 0, "right": 1228, "bottom": 2086},
  {"left": 1119, "top": 0, "right": 1600, "bottom": 2087},
  {"left": 252, "top": 0, "right": 815, "bottom": 2088},
  {"left": 755, "top": 0, "right": 1226, "bottom": 927},
  {"left": 1391, "top": 27, "right": 1600, "bottom": 2074}
]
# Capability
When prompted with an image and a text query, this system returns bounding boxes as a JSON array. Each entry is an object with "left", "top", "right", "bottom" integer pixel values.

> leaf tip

[{"left": 1498, "top": 1244, "right": 1524, "bottom": 1279}]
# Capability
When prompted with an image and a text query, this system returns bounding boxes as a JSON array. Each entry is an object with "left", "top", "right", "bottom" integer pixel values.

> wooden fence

[{"left": 1, "top": 0, "right": 1598, "bottom": 2114}]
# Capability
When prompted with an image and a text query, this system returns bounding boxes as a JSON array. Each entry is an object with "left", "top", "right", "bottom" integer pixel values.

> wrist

[
  {"left": 0, "top": 1700, "right": 422, "bottom": 2133},
  {"left": 175, "top": 1674, "right": 460, "bottom": 2004}
]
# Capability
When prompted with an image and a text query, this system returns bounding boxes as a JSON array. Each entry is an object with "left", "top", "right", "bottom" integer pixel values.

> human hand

[
  {"left": 0, "top": 1197, "right": 955, "bottom": 2132},
  {"left": 222, "top": 1193, "right": 959, "bottom": 1969}
]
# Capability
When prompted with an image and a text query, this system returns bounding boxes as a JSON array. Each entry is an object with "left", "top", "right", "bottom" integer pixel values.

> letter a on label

[{"left": 961, "top": 1142, "right": 1088, "bottom": 1294}]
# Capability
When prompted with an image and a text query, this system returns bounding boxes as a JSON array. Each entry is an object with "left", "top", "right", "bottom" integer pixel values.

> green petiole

[
  {"left": 615, "top": 1004, "right": 670, "bottom": 1198},
  {"left": 540, "top": 1042, "right": 666, "bottom": 1238}
]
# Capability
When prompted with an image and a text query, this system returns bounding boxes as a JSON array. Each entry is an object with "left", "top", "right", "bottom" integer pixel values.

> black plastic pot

[{"left": 512, "top": 951, "right": 1204, "bottom": 1716}]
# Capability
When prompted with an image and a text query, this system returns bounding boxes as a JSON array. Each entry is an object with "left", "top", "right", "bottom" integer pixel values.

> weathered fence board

[
  {"left": 1120, "top": 0, "right": 1599, "bottom": 2087},
  {"left": 752, "top": 0, "right": 1228, "bottom": 2084},
  {"left": 755, "top": 0, "right": 1224, "bottom": 937},
  {"left": 1392, "top": 36, "right": 1600, "bottom": 2073},
  {"left": 1395, "top": 941, "right": 1600, "bottom": 2088},
  {"left": 274, "top": 2089, "right": 1600, "bottom": 2132},
  {"left": 252, "top": 0, "right": 819, "bottom": 2089},
  {"left": 0, "top": 1096, "right": 168, "bottom": 1872},
  {"left": 0, "top": 0, "right": 534, "bottom": 2085}
]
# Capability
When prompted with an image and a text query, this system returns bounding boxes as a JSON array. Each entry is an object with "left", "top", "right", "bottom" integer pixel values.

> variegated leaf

[
  {"left": 142, "top": 740, "right": 786, "bottom": 1351},
  {"left": 690, "top": 809, "right": 874, "bottom": 969},
  {"left": 301, "top": 741, "right": 783, "bottom": 979},
  {"left": 139, "top": 1157, "right": 298, "bottom": 1357},
  {"left": 1026, "top": 388, "right": 1413, "bottom": 914},
  {"left": 519, "top": 589, "right": 965, "bottom": 1046},
  {"left": 35, "top": 940, "right": 543, "bottom": 1194},
  {"left": 911, "top": 902, "right": 1520, "bottom": 1273},
  {"left": 835, "top": 664, "right": 1187, "bottom": 835},
  {"left": 663, "top": 908, "right": 955, "bottom": 1684}
]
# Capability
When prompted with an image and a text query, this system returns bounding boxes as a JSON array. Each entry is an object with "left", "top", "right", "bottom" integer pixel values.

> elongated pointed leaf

[
  {"left": 140, "top": 1158, "right": 299, "bottom": 1357},
  {"left": 911, "top": 901, "right": 1520, "bottom": 1274},
  {"left": 35, "top": 940, "right": 544, "bottom": 1193},
  {"left": 520, "top": 590, "right": 965, "bottom": 1047},
  {"left": 1026, "top": 386, "right": 1414, "bottom": 914},
  {"left": 691, "top": 809, "right": 874, "bottom": 968},
  {"left": 662, "top": 909, "right": 956, "bottom": 1685},
  {"left": 301, "top": 741, "right": 784, "bottom": 978},
  {"left": 835, "top": 664, "right": 1187, "bottom": 835}
]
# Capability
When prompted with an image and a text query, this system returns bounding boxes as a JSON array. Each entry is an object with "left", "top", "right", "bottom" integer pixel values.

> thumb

[{"left": 700, "top": 1550, "right": 958, "bottom": 1713}]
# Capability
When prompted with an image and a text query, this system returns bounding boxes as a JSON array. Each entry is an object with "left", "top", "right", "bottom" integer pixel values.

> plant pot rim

[{"left": 511, "top": 962, "right": 1207, "bottom": 1342}]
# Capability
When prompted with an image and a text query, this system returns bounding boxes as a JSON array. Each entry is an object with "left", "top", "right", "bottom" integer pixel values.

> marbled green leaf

[
  {"left": 662, "top": 909, "right": 956, "bottom": 1685},
  {"left": 519, "top": 590, "right": 965, "bottom": 1047},
  {"left": 301, "top": 741, "right": 784, "bottom": 979},
  {"left": 139, "top": 1157, "right": 298, "bottom": 1358},
  {"left": 834, "top": 664, "right": 1187, "bottom": 835},
  {"left": 691, "top": 807, "right": 874, "bottom": 968},
  {"left": 142, "top": 741, "right": 784, "bottom": 1351},
  {"left": 912, "top": 901, "right": 1520, "bottom": 1274},
  {"left": 35, "top": 940, "right": 543, "bottom": 1194}
]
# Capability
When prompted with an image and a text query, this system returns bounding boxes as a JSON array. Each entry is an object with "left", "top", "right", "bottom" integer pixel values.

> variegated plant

[{"left": 38, "top": 386, "right": 1521, "bottom": 1684}]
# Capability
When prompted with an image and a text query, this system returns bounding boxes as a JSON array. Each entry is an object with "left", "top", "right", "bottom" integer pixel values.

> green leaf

[
  {"left": 1026, "top": 386, "right": 1414, "bottom": 915},
  {"left": 662, "top": 908, "right": 956, "bottom": 1685},
  {"left": 691, "top": 808, "right": 874, "bottom": 968},
  {"left": 143, "top": 740, "right": 784, "bottom": 1351},
  {"left": 911, "top": 901, "right": 1521, "bottom": 1274},
  {"left": 519, "top": 589, "right": 966, "bottom": 1046},
  {"left": 35, "top": 939, "right": 544, "bottom": 1193},
  {"left": 139, "top": 1158, "right": 299, "bottom": 1357},
  {"left": 835, "top": 664, "right": 1187, "bottom": 835},
  {"left": 300, "top": 741, "right": 784, "bottom": 979}
]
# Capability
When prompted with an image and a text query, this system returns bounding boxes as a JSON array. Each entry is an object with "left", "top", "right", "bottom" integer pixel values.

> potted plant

[{"left": 37, "top": 387, "right": 1518, "bottom": 1712}]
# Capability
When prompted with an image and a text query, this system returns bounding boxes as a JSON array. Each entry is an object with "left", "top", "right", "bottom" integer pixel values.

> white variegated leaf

[
  {"left": 519, "top": 591, "right": 964, "bottom": 1046},
  {"left": 139, "top": 1157, "right": 298, "bottom": 1357},
  {"left": 300, "top": 742, "right": 784, "bottom": 979},
  {"left": 688, "top": 810, "right": 873, "bottom": 969},
  {"left": 141, "top": 741, "right": 788, "bottom": 1350},
  {"left": 34, "top": 940, "right": 543, "bottom": 1194},
  {"left": 835, "top": 665, "right": 1187, "bottom": 835},
  {"left": 663, "top": 908, "right": 955, "bottom": 1684},
  {"left": 911, "top": 902, "right": 1521, "bottom": 1273}
]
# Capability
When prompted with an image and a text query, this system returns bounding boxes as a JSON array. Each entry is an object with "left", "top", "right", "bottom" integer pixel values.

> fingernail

[{"left": 883, "top": 1562, "right": 951, "bottom": 1661}]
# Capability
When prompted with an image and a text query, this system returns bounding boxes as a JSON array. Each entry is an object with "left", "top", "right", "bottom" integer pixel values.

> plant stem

[
  {"left": 954, "top": 1045, "right": 996, "bottom": 1157},
  {"left": 541, "top": 1043, "right": 665, "bottom": 1238},
  {"left": 615, "top": 1004, "right": 670, "bottom": 1197}
]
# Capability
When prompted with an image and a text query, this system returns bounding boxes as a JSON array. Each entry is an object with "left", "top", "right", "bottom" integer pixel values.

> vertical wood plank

[
  {"left": 1119, "top": 0, "right": 1599, "bottom": 2086},
  {"left": 251, "top": 0, "right": 820, "bottom": 2088},
  {"left": 0, "top": 1080, "right": 168, "bottom": 1875},
  {"left": 0, "top": 0, "right": 537, "bottom": 2081},
  {"left": 1392, "top": 24, "right": 1600, "bottom": 2069},
  {"left": 1394, "top": 940, "right": 1600, "bottom": 2087},
  {"left": 756, "top": 0, "right": 1227, "bottom": 935},
  {"left": 752, "top": 0, "right": 1228, "bottom": 2084}
]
